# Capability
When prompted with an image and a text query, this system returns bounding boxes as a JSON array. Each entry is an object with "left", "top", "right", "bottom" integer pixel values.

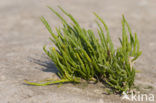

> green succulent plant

[{"left": 25, "top": 6, "right": 142, "bottom": 94}]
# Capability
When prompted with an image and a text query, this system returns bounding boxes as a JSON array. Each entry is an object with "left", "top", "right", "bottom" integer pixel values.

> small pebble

[
  {"left": 0, "top": 75, "right": 6, "bottom": 81},
  {"left": 98, "top": 99, "right": 104, "bottom": 103}
]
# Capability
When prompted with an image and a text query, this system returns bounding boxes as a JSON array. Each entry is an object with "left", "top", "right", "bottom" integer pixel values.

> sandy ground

[{"left": 0, "top": 0, "right": 156, "bottom": 103}]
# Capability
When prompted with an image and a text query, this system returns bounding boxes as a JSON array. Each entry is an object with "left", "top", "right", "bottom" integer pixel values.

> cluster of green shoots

[{"left": 26, "top": 7, "right": 142, "bottom": 94}]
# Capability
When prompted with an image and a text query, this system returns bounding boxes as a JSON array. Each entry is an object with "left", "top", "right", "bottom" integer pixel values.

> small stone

[
  {"left": 98, "top": 99, "right": 104, "bottom": 103},
  {"left": 0, "top": 75, "right": 6, "bottom": 81}
]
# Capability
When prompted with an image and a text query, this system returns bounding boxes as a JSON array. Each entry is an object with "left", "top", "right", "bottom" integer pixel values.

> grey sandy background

[{"left": 0, "top": 0, "right": 156, "bottom": 103}]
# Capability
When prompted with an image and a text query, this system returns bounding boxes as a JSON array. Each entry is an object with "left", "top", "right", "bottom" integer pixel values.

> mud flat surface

[{"left": 0, "top": 0, "right": 156, "bottom": 103}]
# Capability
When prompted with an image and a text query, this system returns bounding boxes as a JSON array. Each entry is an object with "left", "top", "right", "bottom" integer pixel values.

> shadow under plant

[{"left": 28, "top": 56, "right": 58, "bottom": 73}]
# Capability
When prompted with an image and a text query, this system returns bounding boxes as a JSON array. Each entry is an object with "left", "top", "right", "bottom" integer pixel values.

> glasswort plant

[{"left": 25, "top": 6, "right": 142, "bottom": 94}]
